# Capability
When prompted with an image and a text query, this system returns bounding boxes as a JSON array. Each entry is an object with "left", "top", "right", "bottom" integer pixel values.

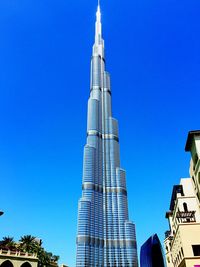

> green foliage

[
  {"left": 0, "top": 235, "right": 59, "bottom": 267},
  {"left": 19, "top": 235, "right": 38, "bottom": 253},
  {"left": 0, "top": 236, "right": 16, "bottom": 250}
]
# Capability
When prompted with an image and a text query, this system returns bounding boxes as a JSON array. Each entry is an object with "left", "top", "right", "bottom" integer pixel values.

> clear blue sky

[{"left": 0, "top": 0, "right": 200, "bottom": 266}]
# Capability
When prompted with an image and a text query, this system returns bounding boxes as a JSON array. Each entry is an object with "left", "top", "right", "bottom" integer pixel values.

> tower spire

[{"left": 95, "top": 0, "right": 102, "bottom": 44}]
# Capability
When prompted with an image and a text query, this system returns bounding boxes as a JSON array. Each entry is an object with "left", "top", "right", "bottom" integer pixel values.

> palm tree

[
  {"left": 0, "top": 236, "right": 16, "bottom": 250},
  {"left": 18, "top": 235, "right": 50, "bottom": 266},
  {"left": 19, "top": 235, "right": 37, "bottom": 253},
  {"left": 0, "top": 235, "right": 59, "bottom": 266}
]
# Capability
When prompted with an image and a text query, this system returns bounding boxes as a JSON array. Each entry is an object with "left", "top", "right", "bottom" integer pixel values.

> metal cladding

[
  {"left": 140, "top": 234, "right": 166, "bottom": 267},
  {"left": 76, "top": 4, "right": 138, "bottom": 267}
]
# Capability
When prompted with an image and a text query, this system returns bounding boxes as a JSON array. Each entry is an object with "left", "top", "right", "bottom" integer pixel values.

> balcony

[{"left": 176, "top": 210, "right": 196, "bottom": 223}]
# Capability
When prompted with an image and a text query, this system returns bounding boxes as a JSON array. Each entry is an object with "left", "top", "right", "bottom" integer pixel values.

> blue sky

[{"left": 0, "top": 0, "right": 200, "bottom": 266}]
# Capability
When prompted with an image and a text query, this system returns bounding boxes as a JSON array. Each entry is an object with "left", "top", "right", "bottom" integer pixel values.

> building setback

[{"left": 76, "top": 3, "right": 138, "bottom": 267}]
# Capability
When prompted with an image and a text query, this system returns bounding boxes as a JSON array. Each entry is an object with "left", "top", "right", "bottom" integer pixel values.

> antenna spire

[
  {"left": 95, "top": 0, "right": 103, "bottom": 46},
  {"left": 96, "top": 0, "right": 101, "bottom": 22}
]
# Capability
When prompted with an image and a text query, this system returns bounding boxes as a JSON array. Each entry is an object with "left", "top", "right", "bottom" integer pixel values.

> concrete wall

[{"left": 0, "top": 250, "right": 38, "bottom": 267}]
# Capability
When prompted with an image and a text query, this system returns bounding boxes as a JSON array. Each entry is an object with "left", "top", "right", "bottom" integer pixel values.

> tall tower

[{"left": 76, "top": 3, "right": 138, "bottom": 267}]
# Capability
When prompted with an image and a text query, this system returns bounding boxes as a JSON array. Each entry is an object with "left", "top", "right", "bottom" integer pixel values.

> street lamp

[{"left": 0, "top": 211, "right": 4, "bottom": 216}]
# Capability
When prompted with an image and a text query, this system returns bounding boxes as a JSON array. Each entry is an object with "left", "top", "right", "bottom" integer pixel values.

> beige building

[
  {"left": 0, "top": 249, "right": 38, "bottom": 267},
  {"left": 0, "top": 249, "right": 60, "bottom": 267},
  {"left": 164, "top": 130, "right": 200, "bottom": 267},
  {"left": 164, "top": 178, "right": 200, "bottom": 267}
]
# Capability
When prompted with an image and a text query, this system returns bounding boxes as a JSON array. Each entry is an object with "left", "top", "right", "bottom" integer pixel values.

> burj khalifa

[{"left": 76, "top": 3, "right": 138, "bottom": 267}]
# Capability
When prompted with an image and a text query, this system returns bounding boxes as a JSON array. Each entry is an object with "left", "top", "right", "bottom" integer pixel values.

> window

[
  {"left": 181, "top": 247, "right": 184, "bottom": 257},
  {"left": 197, "top": 192, "right": 200, "bottom": 203},
  {"left": 1, "top": 261, "right": 14, "bottom": 267},
  {"left": 183, "top": 202, "right": 188, "bottom": 212},
  {"left": 192, "top": 245, "right": 200, "bottom": 256},
  {"left": 193, "top": 153, "right": 198, "bottom": 168}
]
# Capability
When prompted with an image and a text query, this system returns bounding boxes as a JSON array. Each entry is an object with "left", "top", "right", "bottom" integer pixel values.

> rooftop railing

[{"left": 0, "top": 249, "right": 37, "bottom": 258}]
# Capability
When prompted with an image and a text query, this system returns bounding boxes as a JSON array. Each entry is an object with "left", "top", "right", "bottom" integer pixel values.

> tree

[
  {"left": 37, "top": 248, "right": 52, "bottom": 267},
  {"left": 0, "top": 236, "right": 16, "bottom": 250},
  {"left": 0, "top": 236, "right": 59, "bottom": 266},
  {"left": 19, "top": 235, "right": 37, "bottom": 253},
  {"left": 51, "top": 255, "right": 60, "bottom": 262}
]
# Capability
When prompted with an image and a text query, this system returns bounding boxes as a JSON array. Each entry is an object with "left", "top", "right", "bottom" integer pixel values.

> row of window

[
  {"left": 167, "top": 245, "right": 200, "bottom": 266},
  {"left": 173, "top": 247, "right": 184, "bottom": 266}
]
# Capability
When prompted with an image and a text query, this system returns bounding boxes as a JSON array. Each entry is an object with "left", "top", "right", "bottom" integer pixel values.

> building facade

[
  {"left": 0, "top": 250, "right": 38, "bottom": 267},
  {"left": 140, "top": 234, "right": 166, "bottom": 267},
  {"left": 76, "top": 4, "right": 138, "bottom": 267},
  {"left": 185, "top": 130, "right": 200, "bottom": 205},
  {"left": 164, "top": 178, "right": 200, "bottom": 267}
]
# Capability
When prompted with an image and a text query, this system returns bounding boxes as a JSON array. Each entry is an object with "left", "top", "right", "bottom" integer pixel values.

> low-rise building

[
  {"left": 0, "top": 249, "right": 38, "bottom": 267},
  {"left": 0, "top": 236, "right": 60, "bottom": 267},
  {"left": 164, "top": 178, "right": 200, "bottom": 267}
]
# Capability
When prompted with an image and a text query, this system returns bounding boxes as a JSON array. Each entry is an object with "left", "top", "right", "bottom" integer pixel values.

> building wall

[
  {"left": 180, "top": 224, "right": 200, "bottom": 257},
  {"left": 0, "top": 250, "right": 38, "bottom": 267},
  {"left": 164, "top": 178, "right": 200, "bottom": 267},
  {"left": 189, "top": 136, "right": 200, "bottom": 205},
  {"left": 181, "top": 258, "right": 200, "bottom": 267},
  {"left": 164, "top": 237, "right": 174, "bottom": 267}
]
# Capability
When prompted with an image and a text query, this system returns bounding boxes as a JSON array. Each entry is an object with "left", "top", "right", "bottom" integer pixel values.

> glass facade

[
  {"left": 76, "top": 5, "right": 138, "bottom": 267},
  {"left": 140, "top": 234, "right": 166, "bottom": 267}
]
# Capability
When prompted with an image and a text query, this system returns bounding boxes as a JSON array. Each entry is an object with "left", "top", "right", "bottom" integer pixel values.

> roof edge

[{"left": 185, "top": 130, "right": 200, "bottom": 152}]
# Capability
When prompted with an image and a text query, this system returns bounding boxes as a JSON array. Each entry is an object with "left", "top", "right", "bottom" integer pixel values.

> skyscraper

[
  {"left": 140, "top": 234, "right": 166, "bottom": 267},
  {"left": 76, "top": 3, "right": 138, "bottom": 267}
]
